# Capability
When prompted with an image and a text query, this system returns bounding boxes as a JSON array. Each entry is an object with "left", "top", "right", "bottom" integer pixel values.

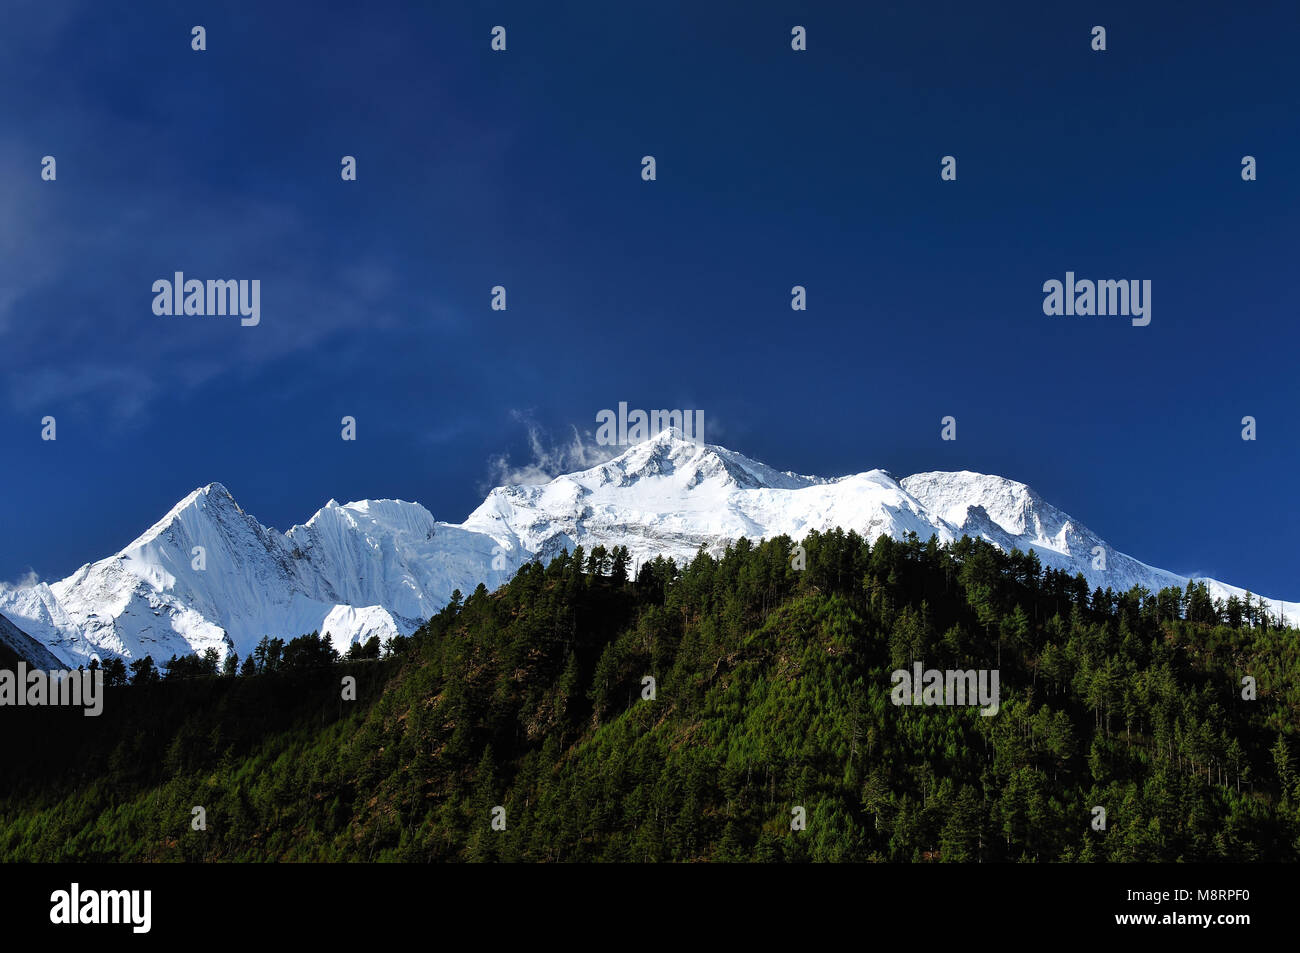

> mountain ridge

[{"left": 4, "top": 429, "right": 1292, "bottom": 666}]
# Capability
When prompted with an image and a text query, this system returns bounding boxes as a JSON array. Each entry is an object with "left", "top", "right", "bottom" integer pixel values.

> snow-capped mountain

[
  {"left": 0, "top": 611, "right": 64, "bottom": 669},
  {"left": 0, "top": 483, "right": 516, "bottom": 667},
  {"left": 3, "top": 429, "right": 1294, "bottom": 667}
]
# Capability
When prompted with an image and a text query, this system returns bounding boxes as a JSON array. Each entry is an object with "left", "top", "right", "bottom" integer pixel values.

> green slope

[{"left": 2, "top": 533, "right": 1297, "bottom": 862}]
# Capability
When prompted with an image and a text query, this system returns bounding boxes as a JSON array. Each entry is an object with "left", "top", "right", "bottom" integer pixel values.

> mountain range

[{"left": 3, "top": 429, "right": 1294, "bottom": 667}]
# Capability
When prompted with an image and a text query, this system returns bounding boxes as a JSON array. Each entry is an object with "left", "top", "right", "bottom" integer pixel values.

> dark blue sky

[{"left": 3, "top": 0, "right": 1297, "bottom": 597}]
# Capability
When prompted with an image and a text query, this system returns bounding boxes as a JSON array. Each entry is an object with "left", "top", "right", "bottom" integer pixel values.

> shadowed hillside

[{"left": 2, "top": 532, "right": 1297, "bottom": 862}]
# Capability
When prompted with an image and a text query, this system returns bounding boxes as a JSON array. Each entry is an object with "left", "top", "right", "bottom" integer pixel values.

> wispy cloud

[
  {"left": 485, "top": 412, "right": 621, "bottom": 488},
  {"left": 0, "top": 147, "right": 433, "bottom": 424},
  {"left": 0, "top": 75, "right": 464, "bottom": 425},
  {"left": 0, "top": 569, "right": 41, "bottom": 594}
]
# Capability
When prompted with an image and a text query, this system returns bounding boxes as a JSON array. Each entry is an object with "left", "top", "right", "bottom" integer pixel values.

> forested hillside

[{"left": 2, "top": 531, "right": 1297, "bottom": 862}]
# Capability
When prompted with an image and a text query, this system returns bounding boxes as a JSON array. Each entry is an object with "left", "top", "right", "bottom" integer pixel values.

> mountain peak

[
  {"left": 171, "top": 482, "right": 238, "bottom": 508},
  {"left": 123, "top": 482, "right": 245, "bottom": 553},
  {"left": 646, "top": 425, "right": 695, "bottom": 446},
  {"left": 593, "top": 429, "right": 821, "bottom": 492}
]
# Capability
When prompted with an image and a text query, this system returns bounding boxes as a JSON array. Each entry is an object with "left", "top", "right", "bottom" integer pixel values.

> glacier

[{"left": 3, "top": 429, "right": 1295, "bottom": 667}]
